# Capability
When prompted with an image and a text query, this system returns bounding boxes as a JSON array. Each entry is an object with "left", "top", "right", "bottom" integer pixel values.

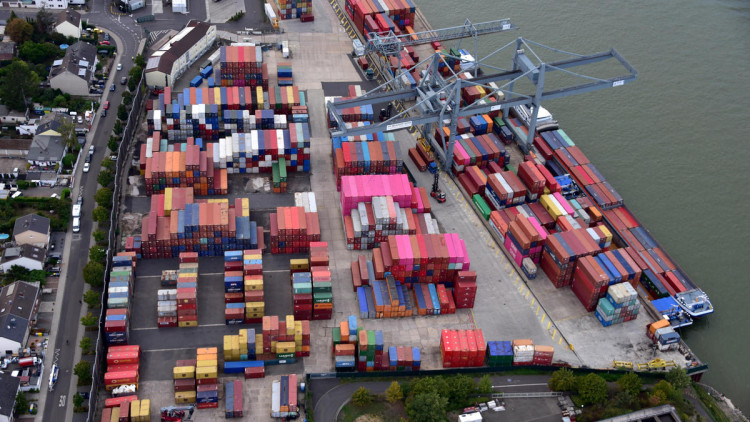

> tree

[
  {"left": 92, "top": 206, "right": 110, "bottom": 223},
  {"left": 613, "top": 390, "right": 638, "bottom": 409},
  {"left": 617, "top": 372, "right": 642, "bottom": 396},
  {"left": 448, "top": 374, "right": 476, "bottom": 407},
  {"left": 122, "top": 91, "right": 133, "bottom": 104},
  {"left": 29, "top": 270, "right": 47, "bottom": 283},
  {"left": 89, "top": 246, "right": 106, "bottom": 262},
  {"left": 80, "top": 312, "right": 98, "bottom": 327},
  {"left": 95, "top": 187, "right": 113, "bottom": 208},
  {"left": 577, "top": 373, "right": 608, "bottom": 405},
  {"left": 134, "top": 54, "right": 146, "bottom": 68},
  {"left": 62, "top": 153, "right": 76, "bottom": 169},
  {"left": 407, "top": 376, "right": 450, "bottom": 402},
  {"left": 73, "top": 392, "right": 84, "bottom": 408},
  {"left": 6, "top": 19, "right": 34, "bottom": 44},
  {"left": 117, "top": 104, "right": 128, "bottom": 121},
  {"left": 113, "top": 119, "right": 123, "bottom": 135},
  {"left": 385, "top": 381, "right": 403, "bottom": 404},
  {"left": 351, "top": 387, "right": 373, "bottom": 407},
  {"left": 93, "top": 230, "right": 108, "bottom": 245},
  {"left": 652, "top": 380, "right": 675, "bottom": 398},
  {"left": 665, "top": 368, "right": 691, "bottom": 390},
  {"left": 83, "top": 289, "right": 100, "bottom": 308},
  {"left": 19, "top": 41, "right": 62, "bottom": 64},
  {"left": 57, "top": 119, "right": 78, "bottom": 151},
  {"left": 406, "top": 392, "right": 448, "bottom": 422},
  {"left": 14, "top": 392, "right": 29, "bottom": 416},
  {"left": 128, "top": 65, "right": 143, "bottom": 81},
  {"left": 108, "top": 138, "right": 119, "bottom": 153},
  {"left": 477, "top": 374, "right": 493, "bottom": 395},
  {"left": 62, "top": 188, "right": 70, "bottom": 199},
  {"left": 6, "top": 265, "right": 31, "bottom": 281},
  {"left": 97, "top": 170, "right": 114, "bottom": 188},
  {"left": 127, "top": 76, "right": 138, "bottom": 92},
  {"left": 36, "top": 8, "right": 56, "bottom": 34},
  {"left": 74, "top": 360, "right": 92, "bottom": 384},
  {"left": 79, "top": 336, "right": 93, "bottom": 354},
  {"left": 101, "top": 157, "right": 115, "bottom": 172},
  {"left": 549, "top": 368, "right": 577, "bottom": 392},
  {"left": 82, "top": 261, "right": 104, "bottom": 287},
  {"left": 0, "top": 61, "right": 40, "bottom": 111}
]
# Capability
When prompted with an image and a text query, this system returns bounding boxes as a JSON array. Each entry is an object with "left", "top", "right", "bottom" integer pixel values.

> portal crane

[{"left": 160, "top": 405, "right": 196, "bottom": 422}]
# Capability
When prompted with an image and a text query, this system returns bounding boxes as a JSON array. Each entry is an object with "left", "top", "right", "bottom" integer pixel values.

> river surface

[{"left": 416, "top": 0, "right": 750, "bottom": 412}]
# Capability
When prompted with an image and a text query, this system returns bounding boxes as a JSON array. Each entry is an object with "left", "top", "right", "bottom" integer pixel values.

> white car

[
  {"left": 117, "top": 63, "right": 123, "bottom": 71},
  {"left": 89, "top": 145, "right": 95, "bottom": 155},
  {"left": 83, "top": 162, "right": 90, "bottom": 173}
]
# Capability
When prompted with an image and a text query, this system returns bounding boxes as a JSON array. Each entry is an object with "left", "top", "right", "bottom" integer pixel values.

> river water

[{"left": 417, "top": 0, "right": 750, "bottom": 412}]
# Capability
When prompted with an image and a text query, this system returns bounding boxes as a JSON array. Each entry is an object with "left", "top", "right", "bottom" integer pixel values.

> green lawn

[{"left": 338, "top": 398, "right": 406, "bottom": 422}]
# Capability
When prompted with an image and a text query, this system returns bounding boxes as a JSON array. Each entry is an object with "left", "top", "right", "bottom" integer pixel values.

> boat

[{"left": 651, "top": 296, "right": 693, "bottom": 328}]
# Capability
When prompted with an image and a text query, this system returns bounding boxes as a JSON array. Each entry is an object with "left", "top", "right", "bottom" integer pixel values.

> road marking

[
  {"left": 547, "top": 321, "right": 551, "bottom": 330},
  {"left": 530, "top": 297, "right": 535, "bottom": 306},
  {"left": 541, "top": 313, "right": 545, "bottom": 322},
  {"left": 559, "top": 337, "right": 563, "bottom": 345},
  {"left": 59, "top": 395, "right": 66, "bottom": 407},
  {"left": 552, "top": 329, "right": 558, "bottom": 339}
]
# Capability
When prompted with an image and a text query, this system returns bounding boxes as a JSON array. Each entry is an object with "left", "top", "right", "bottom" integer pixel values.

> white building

[
  {"left": 49, "top": 41, "right": 98, "bottom": 96},
  {"left": 34, "top": 0, "right": 69, "bottom": 9},
  {"left": 145, "top": 20, "right": 216, "bottom": 88},
  {"left": 54, "top": 9, "right": 82, "bottom": 39},
  {"left": 0, "top": 245, "right": 46, "bottom": 273}
]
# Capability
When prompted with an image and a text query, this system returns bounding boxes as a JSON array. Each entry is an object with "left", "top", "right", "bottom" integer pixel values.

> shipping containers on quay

[
  {"left": 332, "top": 315, "right": 421, "bottom": 372},
  {"left": 291, "top": 241, "right": 333, "bottom": 320},
  {"left": 223, "top": 315, "right": 311, "bottom": 365},
  {"left": 269, "top": 206, "right": 321, "bottom": 254},
  {"left": 105, "top": 253, "right": 137, "bottom": 346},
  {"left": 224, "top": 249, "right": 266, "bottom": 324},
  {"left": 173, "top": 347, "right": 219, "bottom": 408},
  {"left": 271, "top": 375, "right": 299, "bottom": 419}
]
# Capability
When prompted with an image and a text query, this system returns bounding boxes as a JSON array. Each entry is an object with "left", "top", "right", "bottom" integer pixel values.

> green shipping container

[
  {"left": 278, "top": 157, "right": 287, "bottom": 181},
  {"left": 472, "top": 194, "right": 491, "bottom": 220},
  {"left": 332, "top": 327, "right": 341, "bottom": 345},
  {"left": 313, "top": 292, "right": 333, "bottom": 304},
  {"left": 292, "top": 283, "right": 312, "bottom": 294},
  {"left": 276, "top": 352, "right": 295, "bottom": 359},
  {"left": 313, "top": 282, "right": 332, "bottom": 293}
]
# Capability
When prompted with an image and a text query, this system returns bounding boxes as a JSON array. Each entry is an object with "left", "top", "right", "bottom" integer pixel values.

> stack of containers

[
  {"left": 332, "top": 139, "right": 402, "bottom": 189},
  {"left": 646, "top": 319, "right": 680, "bottom": 351},
  {"left": 486, "top": 341, "right": 513, "bottom": 367},
  {"left": 331, "top": 318, "right": 358, "bottom": 372},
  {"left": 173, "top": 358, "right": 196, "bottom": 404},
  {"left": 130, "top": 400, "right": 151, "bottom": 422},
  {"left": 273, "top": 0, "right": 312, "bottom": 19},
  {"left": 223, "top": 250, "right": 265, "bottom": 324},
  {"left": 310, "top": 241, "right": 333, "bottom": 320},
  {"left": 532, "top": 345, "right": 554, "bottom": 365},
  {"left": 124, "top": 235, "right": 143, "bottom": 258},
  {"left": 195, "top": 347, "right": 219, "bottom": 409},
  {"left": 156, "top": 288, "right": 177, "bottom": 328},
  {"left": 104, "top": 345, "right": 140, "bottom": 392},
  {"left": 484, "top": 171, "right": 527, "bottom": 210},
  {"left": 270, "top": 375, "right": 299, "bottom": 419},
  {"left": 570, "top": 255, "right": 611, "bottom": 312},
  {"left": 103, "top": 396, "right": 138, "bottom": 411},
  {"left": 503, "top": 214, "right": 546, "bottom": 267},
  {"left": 224, "top": 316, "right": 310, "bottom": 363},
  {"left": 224, "top": 380, "right": 244, "bottom": 418},
  {"left": 277, "top": 62, "right": 293, "bottom": 85},
  {"left": 541, "top": 229, "right": 601, "bottom": 288},
  {"left": 140, "top": 198, "right": 262, "bottom": 259},
  {"left": 219, "top": 46, "right": 265, "bottom": 87},
  {"left": 141, "top": 145, "right": 227, "bottom": 196},
  {"left": 387, "top": 345, "right": 420, "bottom": 371},
  {"left": 243, "top": 249, "right": 265, "bottom": 323},
  {"left": 175, "top": 252, "right": 199, "bottom": 327},
  {"left": 439, "top": 329, "right": 486, "bottom": 368},
  {"left": 269, "top": 206, "right": 321, "bottom": 253},
  {"left": 339, "top": 174, "right": 413, "bottom": 215},
  {"left": 105, "top": 255, "right": 136, "bottom": 345},
  {"left": 595, "top": 282, "right": 640, "bottom": 326},
  {"left": 291, "top": 261, "right": 312, "bottom": 321},
  {"left": 453, "top": 271, "right": 477, "bottom": 308},
  {"left": 376, "top": 233, "right": 470, "bottom": 283},
  {"left": 344, "top": 0, "right": 416, "bottom": 35},
  {"left": 268, "top": 86, "right": 303, "bottom": 114},
  {"left": 272, "top": 157, "right": 288, "bottom": 193},
  {"left": 516, "top": 161, "right": 546, "bottom": 202},
  {"left": 512, "top": 339, "right": 534, "bottom": 366}
]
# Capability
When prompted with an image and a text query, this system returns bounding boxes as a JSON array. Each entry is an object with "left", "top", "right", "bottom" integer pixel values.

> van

[
  {"left": 11, "top": 191, "right": 22, "bottom": 199},
  {"left": 72, "top": 204, "right": 81, "bottom": 218},
  {"left": 73, "top": 217, "right": 80, "bottom": 233}
]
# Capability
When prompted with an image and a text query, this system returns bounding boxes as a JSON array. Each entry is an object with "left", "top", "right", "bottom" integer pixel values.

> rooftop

[
  {"left": 0, "top": 374, "right": 19, "bottom": 418},
  {"left": 49, "top": 41, "right": 97, "bottom": 83},
  {"left": 13, "top": 214, "right": 51, "bottom": 237},
  {"left": 3, "top": 245, "right": 46, "bottom": 264},
  {"left": 36, "top": 112, "right": 72, "bottom": 136},
  {"left": 146, "top": 20, "right": 212, "bottom": 75},
  {"left": 0, "top": 281, "right": 40, "bottom": 321},
  {"left": 28, "top": 133, "right": 66, "bottom": 163}
]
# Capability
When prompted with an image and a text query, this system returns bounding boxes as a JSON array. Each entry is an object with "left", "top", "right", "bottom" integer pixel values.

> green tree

[
  {"left": 89, "top": 246, "right": 106, "bottom": 262},
  {"left": 617, "top": 372, "right": 642, "bottom": 396},
  {"left": 80, "top": 312, "right": 98, "bottom": 327},
  {"left": 36, "top": 8, "right": 56, "bottom": 34},
  {"left": 351, "top": 387, "right": 373, "bottom": 407},
  {"left": 14, "top": 392, "right": 29, "bottom": 416},
  {"left": 407, "top": 376, "right": 451, "bottom": 402},
  {"left": 448, "top": 374, "right": 476, "bottom": 407},
  {"left": 577, "top": 373, "right": 608, "bottom": 405},
  {"left": 93, "top": 229, "right": 108, "bottom": 245},
  {"left": 79, "top": 336, "right": 93, "bottom": 354},
  {"left": 52, "top": 94, "right": 67, "bottom": 108},
  {"left": 548, "top": 368, "right": 577, "bottom": 392},
  {"left": 406, "top": 392, "right": 448, "bottom": 422},
  {"left": 6, "top": 265, "right": 31, "bottom": 281},
  {"left": 6, "top": 19, "right": 34, "bottom": 44},
  {"left": 665, "top": 368, "right": 691, "bottom": 390},
  {"left": 62, "top": 153, "right": 76, "bottom": 168},
  {"left": 0, "top": 61, "right": 40, "bottom": 111},
  {"left": 62, "top": 188, "right": 70, "bottom": 199},
  {"left": 108, "top": 138, "right": 119, "bottom": 153},
  {"left": 92, "top": 206, "right": 109, "bottom": 223},
  {"left": 121, "top": 91, "right": 133, "bottom": 105},
  {"left": 73, "top": 392, "right": 84, "bottom": 408},
  {"left": 97, "top": 170, "right": 114, "bottom": 188},
  {"left": 117, "top": 104, "right": 128, "bottom": 121},
  {"left": 652, "top": 380, "right": 676, "bottom": 398},
  {"left": 477, "top": 374, "right": 493, "bottom": 395},
  {"left": 128, "top": 65, "right": 143, "bottom": 81},
  {"left": 73, "top": 360, "right": 92, "bottom": 384},
  {"left": 134, "top": 54, "right": 146, "bottom": 68},
  {"left": 19, "top": 41, "right": 62, "bottom": 64},
  {"left": 95, "top": 187, "right": 113, "bottom": 208},
  {"left": 101, "top": 157, "right": 115, "bottom": 172},
  {"left": 83, "top": 289, "right": 100, "bottom": 308},
  {"left": 613, "top": 390, "right": 638, "bottom": 409},
  {"left": 113, "top": 119, "right": 123, "bottom": 135},
  {"left": 29, "top": 270, "right": 47, "bottom": 283},
  {"left": 57, "top": 119, "right": 78, "bottom": 151},
  {"left": 82, "top": 261, "right": 104, "bottom": 287},
  {"left": 127, "top": 76, "right": 138, "bottom": 92},
  {"left": 385, "top": 381, "right": 403, "bottom": 404}
]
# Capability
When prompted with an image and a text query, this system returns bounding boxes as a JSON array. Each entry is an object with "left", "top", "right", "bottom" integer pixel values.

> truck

[
  {"left": 18, "top": 357, "right": 41, "bottom": 367},
  {"left": 49, "top": 364, "right": 59, "bottom": 392},
  {"left": 189, "top": 76, "right": 203, "bottom": 87},
  {"left": 200, "top": 65, "right": 213, "bottom": 79},
  {"left": 72, "top": 204, "right": 81, "bottom": 218},
  {"left": 73, "top": 217, "right": 81, "bottom": 233}
]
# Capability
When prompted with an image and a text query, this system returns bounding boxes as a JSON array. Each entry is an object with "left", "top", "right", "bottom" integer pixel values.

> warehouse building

[{"left": 145, "top": 20, "right": 216, "bottom": 88}]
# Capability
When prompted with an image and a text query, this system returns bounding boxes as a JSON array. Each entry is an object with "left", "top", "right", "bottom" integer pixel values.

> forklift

[{"left": 428, "top": 162, "right": 446, "bottom": 203}]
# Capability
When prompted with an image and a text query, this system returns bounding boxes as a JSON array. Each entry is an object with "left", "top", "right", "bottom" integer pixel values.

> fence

[{"left": 85, "top": 72, "right": 147, "bottom": 422}]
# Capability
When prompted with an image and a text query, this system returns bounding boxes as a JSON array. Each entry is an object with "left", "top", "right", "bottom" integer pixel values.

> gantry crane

[{"left": 328, "top": 35, "right": 637, "bottom": 168}]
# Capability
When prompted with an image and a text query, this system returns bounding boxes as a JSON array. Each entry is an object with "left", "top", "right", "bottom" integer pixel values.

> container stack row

[
  {"left": 269, "top": 206, "right": 321, "bottom": 254},
  {"left": 370, "top": 233, "right": 471, "bottom": 283},
  {"left": 102, "top": 396, "right": 138, "bottom": 412},
  {"left": 223, "top": 316, "right": 310, "bottom": 364},
  {"left": 340, "top": 174, "right": 413, "bottom": 215},
  {"left": 290, "top": 241, "right": 332, "bottom": 320},
  {"left": 140, "top": 198, "right": 262, "bottom": 259},
  {"left": 333, "top": 140, "right": 403, "bottom": 189},
  {"left": 571, "top": 250, "right": 642, "bottom": 312},
  {"left": 272, "top": 0, "right": 312, "bottom": 20},
  {"left": 173, "top": 253, "right": 198, "bottom": 327},
  {"left": 141, "top": 147, "right": 227, "bottom": 195},
  {"left": 445, "top": 133, "right": 510, "bottom": 175},
  {"left": 104, "top": 345, "right": 140, "bottom": 392},
  {"left": 541, "top": 228, "right": 602, "bottom": 288},
  {"left": 512, "top": 339, "right": 555, "bottom": 366},
  {"left": 270, "top": 375, "right": 299, "bottom": 419},
  {"left": 344, "top": 0, "right": 416, "bottom": 37},
  {"left": 595, "top": 282, "right": 640, "bottom": 326},
  {"left": 440, "top": 329, "right": 486, "bottom": 368},
  {"left": 105, "top": 253, "right": 136, "bottom": 345},
  {"left": 100, "top": 399, "right": 150, "bottom": 422},
  {"left": 647, "top": 320, "right": 680, "bottom": 351},
  {"left": 219, "top": 46, "right": 265, "bottom": 88},
  {"left": 276, "top": 62, "right": 293, "bottom": 86},
  {"left": 224, "top": 249, "right": 265, "bottom": 324},
  {"left": 224, "top": 380, "right": 244, "bottom": 418}
]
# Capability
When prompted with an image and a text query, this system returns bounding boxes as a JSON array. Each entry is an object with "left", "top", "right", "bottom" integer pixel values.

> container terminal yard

[{"left": 87, "top": 0, "right": 714, "bottom": 420}]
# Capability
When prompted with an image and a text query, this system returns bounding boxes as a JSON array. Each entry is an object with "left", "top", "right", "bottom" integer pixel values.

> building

[
  {"left": 13, "top": 214, "right": 50, "bottom": 248},
  {"left": 27, "top": 133, "right": 66, "bottom": 168},
  {"left": 54, "top": 9, "right": 82, "bottom": 39},
  {"left": 172, "top": 0, "right": 187, "bottom": 13},
  {"left": 33, "top": 0, "right": 69, "bottom": 9},
  {"left": 0, "top": 41, "right": 16, "bottom": 61},
  {"left": 0, "top": 281, "right": 40, "bottom": 356},
  {"left": 49, "top": 41, "right": 98, "bottom": 96},
  {"left": 0, "top": 374, "right": 20, "bottom": 422},
  {"left": 0, "top": 139, "right": 31, "bottom": 159},
  {"left": 35, "top": 111, "right": 70, "bottom": 136},
  {"left": 0, "top": 245, "right": 46, "bottom": 273},
  {"left": 0, "top": 105, "right": 27, "bottom": 125},
  {"left": 145, "top": 20, "right": 216, "bottom": 88}
]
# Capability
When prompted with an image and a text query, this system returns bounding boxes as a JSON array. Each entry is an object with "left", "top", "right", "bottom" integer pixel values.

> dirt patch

[
  {"left": 354, "top": 416, "right": 384, "bottom": 422},
  {"left": 120, "top": 212, "right": 142, "bottom": 238}
]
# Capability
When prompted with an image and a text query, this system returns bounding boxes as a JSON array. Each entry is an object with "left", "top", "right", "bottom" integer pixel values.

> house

[
  {"left": 0, "top": 245, "right": 46, "bottom": 273},
  {"left": 54, "top": 9, "right": 82, "bottom": 39},
  {"left": 146, "top": 20, "right": 216, "bottom": 88},
  {"left": 0, "top": 281, "right": 40, "bottom": 357},
  {"left": 0, "top": 139, "right": 31, "bottom": 159},
  {"left": 0, "top": 374, "right": 20, "bottom": 422},
  {"left": 0, "top": 41, "right": 15, "bottom": 61},
  {"left": 35, "top": 111, "right": 70, "bottom": 136},
  {"left": 33, "top": 0, "right": 69, "bottom": 9},
  {"left": 13, "top": 214, "right": 50, "bottom": 248},
  {"left": 49, "top": 41, "right": 98, "bottom": 96},
  {"left": 27, "top": 133, "right": 66, "bottom": 168},
  {"left": 0, "top": 105, "right": 28, "bottom": 125}
]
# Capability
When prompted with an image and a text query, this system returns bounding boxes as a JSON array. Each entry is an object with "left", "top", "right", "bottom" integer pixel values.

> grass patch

[
  {"left": 693, "top": 384, "right": 731, "bottom": 422},
  {"left": 338, "top": 397, "right": 406, "bottom": 422}
]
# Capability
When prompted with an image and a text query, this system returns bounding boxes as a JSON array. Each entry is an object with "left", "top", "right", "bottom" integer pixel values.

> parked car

[
  {"left": 77, "top": 116, "right": 83, "bottom": 124},
  {"left": 85, "top": 154, "right": 91, "bottom": 164},
  {"left": 89, "top": 145, "right": 95, "bottom": 155},
  {"left": 104, "top": 101, "right": 110, "bottom": 109},
  {"left": 110, "top": 84, "right": 116, "bottom": 92},
  {"left": 117, "top": 63, "right": 123, "bottom": 71},
  {"left": 83, "top": 162, "right": 90, "bottom": 173},
  {"left": 120, "top": 77, "right": 127, "bottom": 85},
  {"left": 99, "top": 40, "right": 110, "bottom": 46},
  {"left": 104, "top": 33, "right": 110, "bottom": 41},
  {"left": 102, "top": 109, "right": 107, "bottom": 117}
]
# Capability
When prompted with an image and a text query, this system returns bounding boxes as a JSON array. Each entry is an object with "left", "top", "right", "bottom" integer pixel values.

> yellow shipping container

[
  {"left": 196, "top": 366, "right": 218, "bottom": 379},
  {"left": 129, "top": 400, "right": 140, "bottom": 421},
  {"left": 175, "top": 391, "right": 197, "bottom": 403},
  {"left": 173, "top": 366, "right": 195, "bottom": 379},
  {"left": 256, "top": 87, "right": 264, "bottom": 107},
  {"left": 540, "top": 195, "right": 564, "bottom": 220},
  {"left": 289, "top": 259, "right": 309, "bottom": 271},
  {"left": 599, "top": 225, "right": 613, "bottom": 244},
  {"left": 164, "top": 188, "right": 173, "bottom": 216},
  {"left": 245, "top": 301, "right": 265, "bottom": 311},
  {"left": 285, "top": 315, "right": 295, "bottom": 335},
  {"left": 109, "top": 407, "right": 120, "bottom": 422},
  {"left": 244, "top": 277, "right": 263, "bottom": 291},
  {"left": 196, "top": 359, "right": 218, "bottom": 368},
  {"left": 276, "top": 341, "right": 296, "bottom": 353},
  {"left": 139, "top": 399, "right": 150, "bottom": 422}
]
